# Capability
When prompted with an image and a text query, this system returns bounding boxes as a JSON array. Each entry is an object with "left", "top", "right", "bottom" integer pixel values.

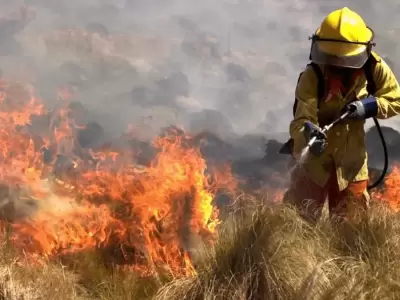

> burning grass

[{"left": 0, "top": 78, "right": 234, "bottom": 279}]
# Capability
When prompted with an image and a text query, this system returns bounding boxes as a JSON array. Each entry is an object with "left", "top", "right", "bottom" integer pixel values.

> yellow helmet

[{"left": 310, "top": 7, "right": 375, "bottom": 68}]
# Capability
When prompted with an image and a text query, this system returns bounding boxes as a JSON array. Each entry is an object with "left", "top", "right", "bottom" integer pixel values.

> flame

[
  {"left": 373, "top": 164, "right": 400, "bottom": 211},
  {"left": 0, "top": 78, "right": 234, "bottom": 277}
]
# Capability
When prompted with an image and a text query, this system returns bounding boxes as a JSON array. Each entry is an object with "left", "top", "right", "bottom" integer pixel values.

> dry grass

[
  {"left": 1, "top": 199, "right": 400, "bottom": 299},
  {"left": 156, "top": 199, "right": 400, "bottom": 300}
]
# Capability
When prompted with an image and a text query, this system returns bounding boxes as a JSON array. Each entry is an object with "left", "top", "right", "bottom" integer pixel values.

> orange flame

[
  {"left": 373, "top": 164, "right": 400, "bottom": 211},
  {"left": 0, "top": 79, "right": 234, "bottom": 277}
]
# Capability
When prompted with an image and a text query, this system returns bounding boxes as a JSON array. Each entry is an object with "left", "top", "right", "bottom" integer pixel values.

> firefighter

[{"left": 283, "top": 7, "right": 400, "bottom": 222}]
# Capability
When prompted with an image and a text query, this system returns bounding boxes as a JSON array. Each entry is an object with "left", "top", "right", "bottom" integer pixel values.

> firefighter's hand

[
  {"left": 345, "top": 96, "right": 378, "bottom": 120},
  {"left": 303, "top": 121, "right": 326, "bottom": 155}
]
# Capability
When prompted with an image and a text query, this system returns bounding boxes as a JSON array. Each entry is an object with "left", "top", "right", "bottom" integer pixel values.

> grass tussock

[
  {"left": 156, "top": 200, "right": 400, "bottom": 300},
  {"left": 1, "top": 199, "right": 400, "bottom": 299}
]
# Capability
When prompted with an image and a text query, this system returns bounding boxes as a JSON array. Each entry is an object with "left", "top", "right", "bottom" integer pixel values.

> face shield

[{"left": 309, "top": 31, "right": 375, "bottom": 69}]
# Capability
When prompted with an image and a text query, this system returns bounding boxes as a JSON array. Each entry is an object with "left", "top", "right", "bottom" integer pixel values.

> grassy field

[{"left": 1, "top": 198, "right": 399, "bottom": 300}]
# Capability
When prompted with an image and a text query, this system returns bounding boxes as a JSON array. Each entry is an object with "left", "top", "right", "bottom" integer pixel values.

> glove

[
  {"left": 345, "top": 96, "right": 378, "bottom": 120},
  {"left": 303, "top": 121, "right": 327, "bottom": 156}
]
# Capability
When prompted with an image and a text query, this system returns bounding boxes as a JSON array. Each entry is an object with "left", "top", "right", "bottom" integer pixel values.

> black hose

[{"left": 367, "top": 117, "right": 389, "bottom": 190}]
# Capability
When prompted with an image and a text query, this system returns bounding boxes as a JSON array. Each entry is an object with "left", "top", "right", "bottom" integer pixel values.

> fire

[
  {"left": 373, "top": 164, "right": 400, "bottom": 211},
  {"left": 0, "top": 78, "right": 234, "bottom": 277}
]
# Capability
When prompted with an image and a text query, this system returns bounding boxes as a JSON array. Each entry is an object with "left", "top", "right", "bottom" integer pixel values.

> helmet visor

[{"left": 310, "top": 40, "right": 369, "bottom": 68}]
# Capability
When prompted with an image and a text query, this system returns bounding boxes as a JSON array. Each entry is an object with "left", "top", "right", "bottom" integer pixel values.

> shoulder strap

[
  {"left": 309, "top": 62, "right": 325, "bottom": 103},
  {"left": 292, "top": 71, "right": 304, "bottom": 116},
  {"left": 363, "top": 52, "right": 379, "bottom": 96},
  {"left": 292, "top": 63, "right": 325, "bottom": 116}
]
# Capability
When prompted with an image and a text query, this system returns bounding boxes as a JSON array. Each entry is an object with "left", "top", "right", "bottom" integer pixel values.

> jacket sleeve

[
  {"left": 289, "top": 66, "right": 319, "bottom": 155},
  {"left": 373, "top": 57, "right": 400, "bottom": 119}
]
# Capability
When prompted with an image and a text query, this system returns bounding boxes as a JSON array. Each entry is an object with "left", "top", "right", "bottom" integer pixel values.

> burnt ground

[
  {"left": 36, "top": 100, "right": 400, "bottom": 192},
  {"left": 61, "top": 103, "right": 400, "bottom": 195}
]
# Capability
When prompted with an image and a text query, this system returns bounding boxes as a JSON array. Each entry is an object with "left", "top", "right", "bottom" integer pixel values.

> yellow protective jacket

[{"left": 290, "top": 52, "right": 400, "bottom": 191}]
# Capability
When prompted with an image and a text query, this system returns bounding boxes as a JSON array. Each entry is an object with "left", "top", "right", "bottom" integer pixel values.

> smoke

[{"left": 1, "top": 0, "right": 400, "bottom": 158}]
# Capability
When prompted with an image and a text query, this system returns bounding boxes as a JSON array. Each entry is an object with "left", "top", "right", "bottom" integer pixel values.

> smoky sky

[{"left": 2, "top": 0, "right": 400, "bottom": 141}]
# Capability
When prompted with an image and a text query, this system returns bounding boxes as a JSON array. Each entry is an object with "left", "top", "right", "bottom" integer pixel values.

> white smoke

[{"left": 1, "top": 0, "right": 400, "bottom": 139}]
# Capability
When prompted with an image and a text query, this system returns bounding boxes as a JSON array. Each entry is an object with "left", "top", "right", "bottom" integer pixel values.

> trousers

[{"left": 283, "top": 168, "right": 369, "bottom": 222}]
